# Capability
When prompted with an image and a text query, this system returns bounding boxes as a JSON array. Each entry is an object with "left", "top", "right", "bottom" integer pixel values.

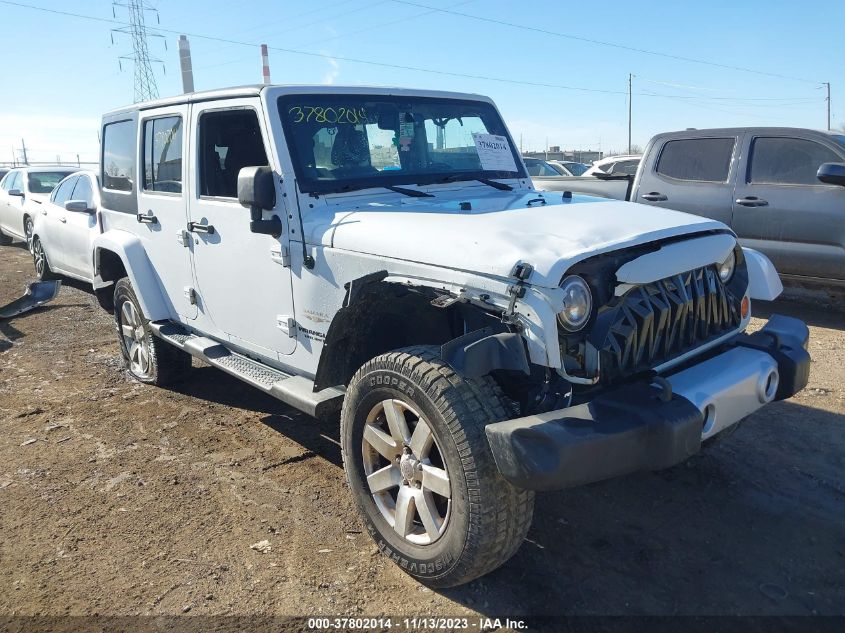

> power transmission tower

[{"left": 111, "top": 0, "right": 166, "bottom": 102}]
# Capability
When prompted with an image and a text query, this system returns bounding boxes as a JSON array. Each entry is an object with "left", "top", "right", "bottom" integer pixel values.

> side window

[
  {"left": 1, "top": 171, "right": 17, "bottom": 191},
  {"left": 6, "top": 171, "right": 22, "bottom": 192},
  {"left": 199, "top": 109, "right": 268, "bottom": 199},
  {"left": 70, "top": 176, "right": 94, "bottom": 207},
  {"left": 614, "top": 160, "right": 640, "bottom": 176},
  {"left": 52, "top": 177, "right": 78, "bottom": 205},
  {"left": 656, "top": 138, "right": 735, "bottom": 182},
  {"left": 102, "top": 120, "right": 136, "bottom": 192},
  {"left": 143, "top": 116, "right": 183, "bottom": 193},
  {"left": 749, "top": 137, "right": 842, "bottom": 186}
]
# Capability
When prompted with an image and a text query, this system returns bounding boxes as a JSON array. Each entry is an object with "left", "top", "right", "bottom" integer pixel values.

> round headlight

[
  {"left": 558, "top": 275, "right": 592, "bottom": 332},
  {"left": 718, "top": 251, "right": 736, "bottom": 282}
]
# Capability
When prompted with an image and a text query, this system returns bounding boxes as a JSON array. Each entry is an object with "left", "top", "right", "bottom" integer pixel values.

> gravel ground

[{"left": 1, "top": 241, "right": 844, "bottom": 625}]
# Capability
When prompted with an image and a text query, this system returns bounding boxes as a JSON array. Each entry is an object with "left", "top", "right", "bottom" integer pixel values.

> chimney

[
  {"left": 179, "top": 35, "right": 195, "bottom": 94},
  {"left": 261, "top": 44, "right": 271, "bottom": 85}
]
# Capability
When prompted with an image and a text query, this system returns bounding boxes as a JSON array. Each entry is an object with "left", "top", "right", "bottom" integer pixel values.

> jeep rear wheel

[
  {"left": 341, "top": 346, "right": 534, "bottom": 588},
  {"left": 113, "top": 277, "right": 191, "bottom": 386}
]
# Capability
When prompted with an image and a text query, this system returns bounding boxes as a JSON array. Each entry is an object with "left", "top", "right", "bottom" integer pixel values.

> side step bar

[{"left": 149, "top": 321, "right": 344, "bottom": 418}]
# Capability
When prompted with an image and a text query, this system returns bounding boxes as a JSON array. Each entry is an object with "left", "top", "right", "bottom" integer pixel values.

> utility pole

[
  {"left": 261, "top": 44, "right": 271, "bottom": 85},
  {"left": 824, "top": 82, "right": 831, "bottom": 131},
  {"left": 628, "top": 73, "right": 633, "bottom": 155},
  {"left": 21, "top": 138, "right": 28, "bottom": 165}
]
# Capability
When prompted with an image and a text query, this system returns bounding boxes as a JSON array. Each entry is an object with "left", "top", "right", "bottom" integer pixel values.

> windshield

[
  {"left": 28, "top": 171, "right": 75, "bottom": 193},
  {"left": 565, "top": 162, "right": 588, "bottom": 176},
  {"left": 278, "top": 94, "right": 526, "bottom": 194}
]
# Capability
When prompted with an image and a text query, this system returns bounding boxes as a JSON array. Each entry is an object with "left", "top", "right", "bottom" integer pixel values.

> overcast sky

[{"left": 1, "top": 0, "right": 842, "bottom": 164}]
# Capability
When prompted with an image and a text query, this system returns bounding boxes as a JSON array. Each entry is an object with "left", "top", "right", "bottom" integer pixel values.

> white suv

[{"left": 91, "top": 85, "right": 810, "bottom": 587}]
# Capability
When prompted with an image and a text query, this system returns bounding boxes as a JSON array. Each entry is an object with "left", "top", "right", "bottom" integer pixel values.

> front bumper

[{"left": 485, "top": 314, "right": 810, "bottom": 491}]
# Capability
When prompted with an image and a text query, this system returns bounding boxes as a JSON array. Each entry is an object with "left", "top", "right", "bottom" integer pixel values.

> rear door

[
  {"left": 187, "top": 99, "right": 296, "bottom": 358},
  {"left": 59, "top": 174, "right": 99, "bottom": 280},
  {"left": 634, "top": 135, "right": 741, "bottom": 225},
  {"left": 731, "top": 134, "right": 845, "bottom": 280}
]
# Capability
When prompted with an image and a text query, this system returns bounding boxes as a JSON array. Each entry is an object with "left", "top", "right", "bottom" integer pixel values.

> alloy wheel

[
  {"left": 25, "top": 218, "right": 34, "bottom": 253},
  {"left": 32, "top": 239, "right": 46, "bottom": 277},
  {"left": 361, "top": 398, "right": 451, "bottom": 545},
  {"left": 119, "top": 300, "right": 151, "bottom": 378}
]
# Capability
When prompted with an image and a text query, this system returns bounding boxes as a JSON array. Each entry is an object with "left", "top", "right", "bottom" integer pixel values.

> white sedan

[
  {"left": 31, "top": 171, "right": 101, "bottom": 283},
  {"left": 0, "top": 166, "right": 78, "bottom": 249}
]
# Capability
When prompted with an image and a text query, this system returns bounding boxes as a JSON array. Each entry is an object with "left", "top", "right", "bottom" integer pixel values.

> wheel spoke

[
  {"left": 121, "top": 302, "right": 134, "bottom": 327},
  {"left": 416, "top": 490, "right": 443, "bottom": 540},
  {"left": 363, "top": 424, "right": 397, "bottom": 461},
  {"left": 383, "top": 400, "right": 411, "bottom": 444},
  {"left": 121, "top": 324, "right": 134, "bottom": 339},
  {"left": 421, "top": 464, "right": 450, "bottom": 498},
  {"left": 138, "top": 344, "right": 149, "bottom": 371},
  {"left": 366, "top": 464, "right": 401, "bottom": 493},
  {"left": 409, "top": 418, "right": 433, "bottom": 458},
  {"left": 393, "top": 486, "right": 415, "bottom": 537}
]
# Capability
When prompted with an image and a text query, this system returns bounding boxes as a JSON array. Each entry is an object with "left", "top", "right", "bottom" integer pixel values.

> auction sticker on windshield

[{"left": 472, "top": 133, "right": 518, "bottom": 173}]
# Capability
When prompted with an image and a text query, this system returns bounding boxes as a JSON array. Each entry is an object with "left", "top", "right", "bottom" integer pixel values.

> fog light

[{"left": 741, "top": 295, "right": 750, "bottom": 319}]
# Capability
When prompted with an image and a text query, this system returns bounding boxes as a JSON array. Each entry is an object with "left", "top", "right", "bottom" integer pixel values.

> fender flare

[
  {"left": 742, "top": 247, "right": 783, "bottom": 301},
  {"left": 91, "top": 230, "right": 172, "bottom": 320}
]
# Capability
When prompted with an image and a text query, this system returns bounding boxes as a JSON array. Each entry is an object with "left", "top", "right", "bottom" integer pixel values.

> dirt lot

[{"left": 1, "top": 241, "right": 844, "bottom": 624}]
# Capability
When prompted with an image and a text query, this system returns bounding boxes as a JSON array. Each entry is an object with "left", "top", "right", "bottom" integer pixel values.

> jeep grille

[{"left": 599, "top": 265, "right": 741, "bottom": 382}]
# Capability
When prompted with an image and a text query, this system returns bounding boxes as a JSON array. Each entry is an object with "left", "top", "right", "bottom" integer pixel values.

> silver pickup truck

[{"left": 534, "top": 127, "right": 845, "bottom": 292}]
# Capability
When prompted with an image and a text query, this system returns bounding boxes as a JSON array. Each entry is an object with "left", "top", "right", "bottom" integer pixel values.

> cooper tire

[
  {"left": 113, "top": 277, "right": 191, "bottom": 386},
  {"left": 341, "top": 345, "right": 534, "bottom": 588}
]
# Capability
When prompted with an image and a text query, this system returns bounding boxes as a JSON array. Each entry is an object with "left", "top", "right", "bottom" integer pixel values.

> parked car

[
  {"left": 30, "top": 170, "right": 101, "bottom": 283},
  {"left": 582, "top": 154, "right": 642, "bottom": 177},
  {"left": 0, "top": 166, "right": 78, "bottom": 249},
  {"left": 537, "top": 128, "right": 845, "bottom": 291},
  {"left": 90, "top": 85, "right": 808, "bottom": 588},
  {"left": 522, "top": 157, "right": 563, "bottom": 177},
  {"left": 548, "top": 160, "right": 589, "bottom": 176}
]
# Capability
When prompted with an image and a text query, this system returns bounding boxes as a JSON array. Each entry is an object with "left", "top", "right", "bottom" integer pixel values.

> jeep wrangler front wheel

[
  {"left": 113, "top": 278, "right": 191, "bottom": 386},
  {"left": 341, "top": 346, "right": 534, "bottom": 588}
]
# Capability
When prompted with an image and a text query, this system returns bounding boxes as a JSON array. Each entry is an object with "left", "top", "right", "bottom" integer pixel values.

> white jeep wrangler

[{"left": 92, "top": 85, "right": 810, "bottom": 587}]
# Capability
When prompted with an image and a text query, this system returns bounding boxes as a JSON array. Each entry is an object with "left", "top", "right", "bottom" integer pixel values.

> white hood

[{"left": 325, "top": 190, "right": 732, "bottom": 288}]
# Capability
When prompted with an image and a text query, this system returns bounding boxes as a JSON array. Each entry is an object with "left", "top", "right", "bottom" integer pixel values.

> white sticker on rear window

[{"left": 472, "top": 133, "right": 517, "bottom": 173}]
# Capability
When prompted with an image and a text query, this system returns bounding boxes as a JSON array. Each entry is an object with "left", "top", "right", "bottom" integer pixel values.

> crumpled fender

[
  {"left": 91, "top": 230, "right": 171, "bottom": 320},
  {"left": 742, "top": 247, "right": 783, "bottom": 301}
]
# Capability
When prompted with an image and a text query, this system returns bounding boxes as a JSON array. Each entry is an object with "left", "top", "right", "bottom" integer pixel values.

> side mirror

[
  {"left": 8, "top": 189, "right": 23, "bottom": 197},
  {"left": 817, "top": 162, "right": 845, "bottom": 187},
  {"left": 238, "top": 166, "right": 281, "bottom": 236},
  {"left": 64, "top": 200, "right": 90, "bottom": 213}
]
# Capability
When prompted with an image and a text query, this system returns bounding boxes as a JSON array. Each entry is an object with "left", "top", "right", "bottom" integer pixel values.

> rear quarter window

[
  {"left": 103, "top": 120, "right": 136, "bottom": 192},
  {"left": 656, "top": 138, "right": 735, "bottom": 183}
]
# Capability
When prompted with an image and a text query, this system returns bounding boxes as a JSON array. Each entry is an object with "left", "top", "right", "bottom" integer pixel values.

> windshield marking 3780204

[{"left": 277, "top": 94, "right": 526, "bottom": 194}]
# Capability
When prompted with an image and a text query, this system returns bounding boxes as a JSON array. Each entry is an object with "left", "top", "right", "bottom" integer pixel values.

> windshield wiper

[
  {"left": 476, "top": 178, "right": 513, "bottom": 191},
  {"left": 384, "top": 185, "right": 434, "bottom": 198},
  {"left": 425, "top": 174, "right": 513, "bottom": 191},
  {"left": 325, "top": 183, "right": 433, "bottom": 197}
]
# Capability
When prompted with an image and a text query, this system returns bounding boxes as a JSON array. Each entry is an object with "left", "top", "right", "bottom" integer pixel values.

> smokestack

[
  {"left": 179, "top": 35, "right": 195, "bottom": 94},
  {"left": 261, "top": 44, "right": 271, "bottom": 85}
]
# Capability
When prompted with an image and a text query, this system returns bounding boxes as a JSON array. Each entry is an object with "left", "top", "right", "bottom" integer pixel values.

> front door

[
  {"left": 135, "top": 106, "right": 198, "bottom": 319},
  {"left": 188, "top": 100, "right": 296, "bottom": 359},
  {"left": 42, "top": 175, "right": 79, "bottom": 271},
  {"left": 731, "top": 134, "right": 845, "bottom": 281},
  {"left": 59, "top": 174, "right": 99, "bottom": 279}
]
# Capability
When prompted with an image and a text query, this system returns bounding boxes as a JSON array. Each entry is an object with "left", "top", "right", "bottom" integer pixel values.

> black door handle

[
  {"left": 188, "top": 221, "right": 215, "bottom": 235},
  {"left": 736, "top": 197, "right": 769, "bottom": 207},
  {"left": 641, "top": 192, "right": 668, "bottom": 202},
  {"left": 137, "top": 211, "right": 158, "bottom": 224}
]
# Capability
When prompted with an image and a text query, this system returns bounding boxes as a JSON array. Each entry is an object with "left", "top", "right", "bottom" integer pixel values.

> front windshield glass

[
  {"left": 566, "top": 162, "right": 588, "bottom": 176},
  {"left": 278, "top": 94, "right": 526, "bottom": 193}
]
